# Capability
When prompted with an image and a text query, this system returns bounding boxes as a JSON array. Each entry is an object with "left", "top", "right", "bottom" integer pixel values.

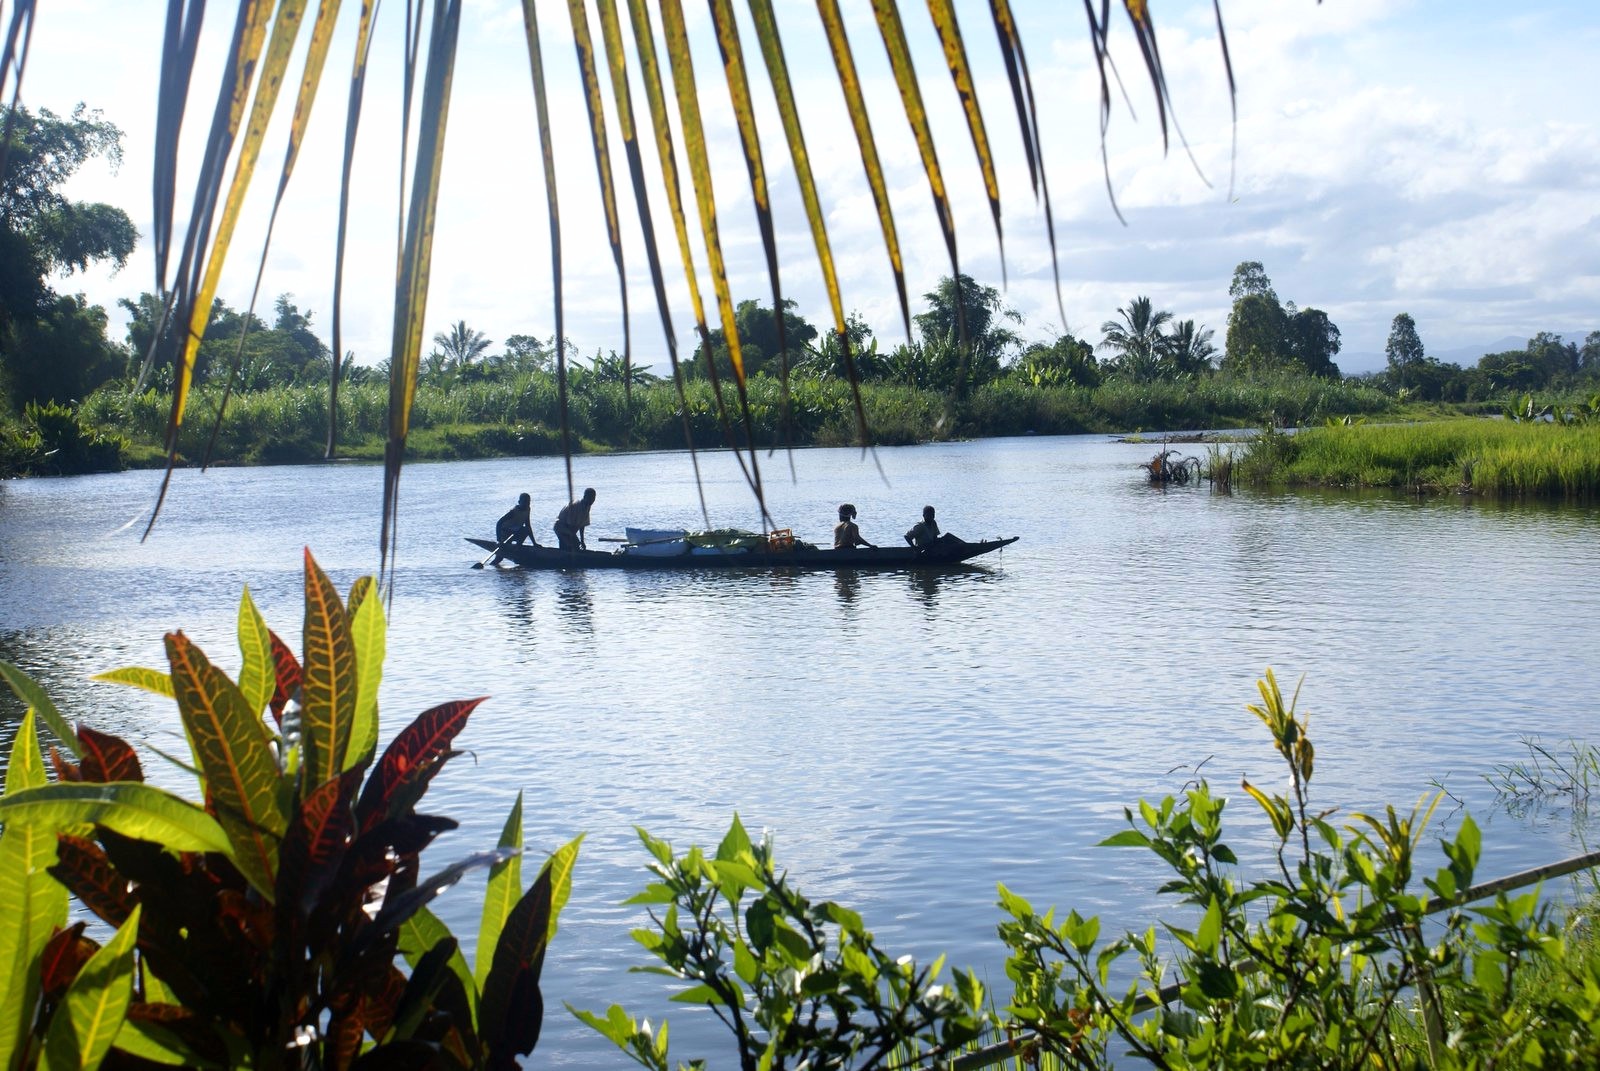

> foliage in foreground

[
  {"left": 581, "top": 674, "right": 1600, "bottom": 1071},
  {"left": 0, "top": 551, "right": 578, "bottom": 1070}
]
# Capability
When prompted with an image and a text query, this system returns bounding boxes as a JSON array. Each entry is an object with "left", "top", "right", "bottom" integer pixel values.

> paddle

[{"left": 471, "top": 534, "right": 515, "bottom": 569}]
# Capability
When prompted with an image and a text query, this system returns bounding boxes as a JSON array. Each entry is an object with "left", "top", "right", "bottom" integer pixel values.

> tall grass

[
  {"left": 1238, "top": 418, "right": 1600, "bottom": 499},
  {"left": 78, "top": 370, "right": 1399, "bottom": 467}
]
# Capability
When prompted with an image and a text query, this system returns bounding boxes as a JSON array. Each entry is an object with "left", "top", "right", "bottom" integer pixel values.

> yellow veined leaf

[
  {"left": 925, "top": 0, "right": 1003, "bottom": 278},
  {"left": 0, "top": 710, "right": 70, "bottom": 1071},
  {"left": 564, "top": 0, "right": 631, "bottom": 384},
  {"left": 476, "top": 791, "right": 524, "bottom": 990},
  {"left": 236, "top": 586, "right": 273, "bottom": 718},
  {"left": 540, "top": 834, "right": 584, "bottom": 945},
  {"left": 40, "top": 905, "right": 142, "bottom": 1071},
  {"left": 0, "top": 783, "right": 231, "bottom": 855},
  {"left": 89, "top": 667, "right": 175, "bottom": 700},
  {"left": 1, "top": 658, "right": 80, "bottom": 758},
  {"left": 346, "top": 587, "right": 384, "bottom": 771},
  {"left": 165, "top": 631, "right": 282, "bottom": 897},
  {"left": 300, "top": 550, "right": 357, "bottom": 788},
  {"left": 382, "top": 0, "right": 462, "bottom": 584},
  {"left": 814, "top": 0, "right": 910, "bottom": 339},
  {"left": 111, "top": 1015, "right": 197, "bottom": 1067}
]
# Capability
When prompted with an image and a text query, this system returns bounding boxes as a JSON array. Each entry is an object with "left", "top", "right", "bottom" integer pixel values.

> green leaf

[
  {"left": 41, "top": 905, "right": 141, "bottom": 1071},
  {"left": 112, "top": 1016, "right": 206, "bottom": 1067},
  {"left": 398, "top": 906, "right": 475, "bottom": 1016},
  {"left": 300, "top": 550, "right": 358, "bottom": 787},
  {"left": 345, "top": 585, "right": 385, "bottom": 770},
  {"left": 716, "top": 813, "right": 752, "bottom": 863},
  {"left": 1196, "top": 897, "right": 1222, "bottom": 955},
  {"left": 0, "top": 711, "right": 70, "bottom": 1071},
  {"left": 669, "top": 984, "right": 720, "bottom": 1005},
  {"left": 89, "top": 667, "right": 175, "bottom": 699},
  {"left": 165, "top": 631, "right": 282, "bottom": 898},
  {"left": 476, "top": 792, "right": 524, "bottom": 990},
  {"left": 0, "top": 659, "right": 80, "bottom": 758},
  {"left": 236, "top": 586, "right": 274, "bottom": 718},
  {"left": 0, "top": 782, "right": 231, "bottom": 855},
  {"left": 1099, "top": 830, "right": 1150, "bottom": 848}
]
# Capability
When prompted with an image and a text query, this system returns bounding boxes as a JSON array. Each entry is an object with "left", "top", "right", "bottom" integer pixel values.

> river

[{"left": 3, "top": 434, "right": 1598, "bottom": 1066}]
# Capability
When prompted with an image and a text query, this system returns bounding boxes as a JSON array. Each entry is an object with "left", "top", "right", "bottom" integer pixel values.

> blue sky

[{"left": 21, "top": 0, "right": 1600, "bottom": 374}]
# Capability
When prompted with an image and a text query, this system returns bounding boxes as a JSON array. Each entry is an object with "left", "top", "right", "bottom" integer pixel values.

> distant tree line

[{"left": 1376, "top": 312, "right": 1600, "bottom": 401}]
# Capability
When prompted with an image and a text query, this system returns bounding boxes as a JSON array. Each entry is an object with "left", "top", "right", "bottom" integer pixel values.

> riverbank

[
  {"left": 18, "top": 371, "right": 1399, "bottom": 474},
  {"left": 1236, "top": 418, "right": 1600, "bottom": 498}
]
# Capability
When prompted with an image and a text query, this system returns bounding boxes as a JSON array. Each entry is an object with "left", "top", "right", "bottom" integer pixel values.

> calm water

[{"left": 3, "top": 435, "right": 1598, "bottom": 1066}]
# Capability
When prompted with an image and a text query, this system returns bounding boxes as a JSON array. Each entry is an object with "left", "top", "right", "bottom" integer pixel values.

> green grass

[{"left": 1236, "top": 418, "right": 1600, "bottom": 499}]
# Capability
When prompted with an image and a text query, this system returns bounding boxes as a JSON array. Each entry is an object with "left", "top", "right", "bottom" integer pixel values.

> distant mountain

[{"left": 1337, "top": 332, "right": 1590, "bottom": 376}]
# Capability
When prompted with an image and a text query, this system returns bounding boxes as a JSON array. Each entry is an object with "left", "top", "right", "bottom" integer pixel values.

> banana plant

[{"left": 0, "top": 550, "right": 579, "bottom": 1070}]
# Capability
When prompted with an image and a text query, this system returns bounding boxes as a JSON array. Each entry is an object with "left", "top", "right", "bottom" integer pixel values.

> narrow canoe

[{"left": 465, "top": 535, "right": 1019, "bottom": 571}]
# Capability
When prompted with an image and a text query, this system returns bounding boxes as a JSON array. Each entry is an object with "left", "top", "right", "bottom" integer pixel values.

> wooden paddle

[{"left": 471, "top": 534, "right": 514, "bottom": 569}]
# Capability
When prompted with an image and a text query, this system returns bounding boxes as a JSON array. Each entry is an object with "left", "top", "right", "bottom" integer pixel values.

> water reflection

[
  {"left": 491, "top": 571, "right": 538, "bottom": 634},
  {"left": 552, "top": 572, "right": 596, "bottom": 633},
  {"left": 833, "top": 569, "right": 861, "bottom": 605}
]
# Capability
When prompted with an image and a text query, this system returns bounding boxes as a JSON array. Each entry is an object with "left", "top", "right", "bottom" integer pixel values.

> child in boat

[
  {"left": 492, "top": 492, "right": 535, "bottom": 564},
  {"left": 834, "top": 503, "right": 875, "bottom": 549},
  {"left": 904, "top": 504, "right": 962, "bottom": 551}
]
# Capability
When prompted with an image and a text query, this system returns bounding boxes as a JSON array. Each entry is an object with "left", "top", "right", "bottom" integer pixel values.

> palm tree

[
  {"left": 1161, "top": 320, "right": 1218, "bottom": 377},
  {"left": 91, "top": 0, "right": 1238, "bottom": 566},
  {"left": 430, "top": 320, "right": 492, "bottom": 373},
  {"left": 1099, "top": 297, "right": 1173, "bottom": 382}
]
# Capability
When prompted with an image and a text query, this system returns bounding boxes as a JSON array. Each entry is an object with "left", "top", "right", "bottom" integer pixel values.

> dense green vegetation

[
  {"left": 1237, "top": 411, "right": 1600, "bottom": 499},
  {"left": 6, "top": 576, "right": 1598, "bottom": 1069}
]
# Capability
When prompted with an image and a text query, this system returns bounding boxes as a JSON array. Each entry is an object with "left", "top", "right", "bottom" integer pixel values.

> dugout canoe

[{"left": 465, "top": 535, "right": 1018, "bottom": 571}]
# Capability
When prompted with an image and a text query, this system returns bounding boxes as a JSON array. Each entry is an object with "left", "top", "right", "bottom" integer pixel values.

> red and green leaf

[
  {"left": 50, "top": 835, "right": 136, "bottom": 929},
  {"left": 78, "top": 726, "right": 144, "bottom": 784},
  {"left": 38, "top": 922, "right": 96, "bottom": 1004},
  {"left": 165, "top": 631, "right": 284, "bottom": 898},
  {"left": 268, "top": 628, "right": 301, "bottom": 726},
  {"left": 356, "top": 698, "right": 483, "bottom": 833},
  {"left": 301, "top": 549, "right": 358, "bottom": 787}
]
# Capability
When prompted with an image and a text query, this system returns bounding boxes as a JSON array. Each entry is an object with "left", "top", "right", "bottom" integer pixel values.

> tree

[
  {"left": 691, "top": 297, "right": 818, "bottom": 381},
  {"left": 1384, "top": 313, "right": 1426, "bottom": 390},
  {"left": 1581, "top": 331, "right": 1600, "bottom": 380},
  {"left": 499, "top": 333, "right": 553, "bottom": 373},
  {"left": 0, "top": 104, "right": 136, "bottom": 408},
  {"left": 1099, "top": 296, "right": 1172, "bottom": 381},
  {"left": 1159, "top": 319, "right": 1217, "bottom": 378},
  {"left": 1223, "top": 292, "right": 1290, "bottom": 376},
  {"left": 1285, "top": 306, "right": 1341, "bottom": 379},
  {"left": 796, "top": 312, "right": 884, "bottom": 381},
  {"left": 429, "top": 320, "right": 493, "bottom": 376},
  {"left": 1228, "top": 260, "right": 1277, "bottom": 303},
  {"left": 1012, "top": 333, "right": 1100, "bottom": 388},
  {"left": 1523, "top": 331, "right": 1579, "bottom": 387},
  {"left": 913, "top": 274, "right": 1021, "bottom": 389}
]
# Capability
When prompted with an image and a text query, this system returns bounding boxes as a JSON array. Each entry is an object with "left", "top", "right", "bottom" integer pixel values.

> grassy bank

[
  {"left": 1237, "top": 418, "right": 1600, "bottom": 498},
  {"left": 63, "top": 370, "right": 1395, "bottom": 471}
]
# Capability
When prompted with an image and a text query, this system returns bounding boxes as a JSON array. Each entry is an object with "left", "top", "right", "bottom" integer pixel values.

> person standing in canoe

[
  {"left": 492, "top": 492, "right": 535, "bottom": 564},
  {"left": 553, "top": 487, "right": 597, "bottom": 550},
  {"left": 834, "top": 503, "right": 875, "bottom": 549}
]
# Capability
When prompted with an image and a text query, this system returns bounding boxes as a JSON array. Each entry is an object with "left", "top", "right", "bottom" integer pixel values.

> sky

[{"left": 17, "top": 0, "right": 1600, "bottom": 376}]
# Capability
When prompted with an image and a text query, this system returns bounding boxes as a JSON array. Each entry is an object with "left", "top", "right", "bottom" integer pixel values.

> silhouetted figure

[
  {"left": 904, "top": 504, "right": 962, "bottom": 554},
  {"left": 492, "top": 492, "right": 534, "bottom": 564},
  {"left": 554, "top": 487, "right": 597, "bottom": 550},
  {"left": 834, "top": 503, "right": 875, "bottom": 549}
]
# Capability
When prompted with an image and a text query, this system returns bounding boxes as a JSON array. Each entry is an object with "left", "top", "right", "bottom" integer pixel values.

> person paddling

[
  {"left": 492, "top": 492, "right": 534, "bottom": 564},
  {"left": 553, "top": 487, "right": 597, "bottom": 550},
  {"left": 833, "top": 503, "right": 875, "bottom": 549}
]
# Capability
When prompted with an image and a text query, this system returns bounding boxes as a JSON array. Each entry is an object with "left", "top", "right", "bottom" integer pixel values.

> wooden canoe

[{"left": 465, "top": 535, "right": 1019, "bottom": 571}]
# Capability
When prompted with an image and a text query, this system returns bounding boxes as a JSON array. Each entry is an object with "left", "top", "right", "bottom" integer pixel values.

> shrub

[{"left": 0, "top": 552, "right": 579, "bottom": 1070}]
